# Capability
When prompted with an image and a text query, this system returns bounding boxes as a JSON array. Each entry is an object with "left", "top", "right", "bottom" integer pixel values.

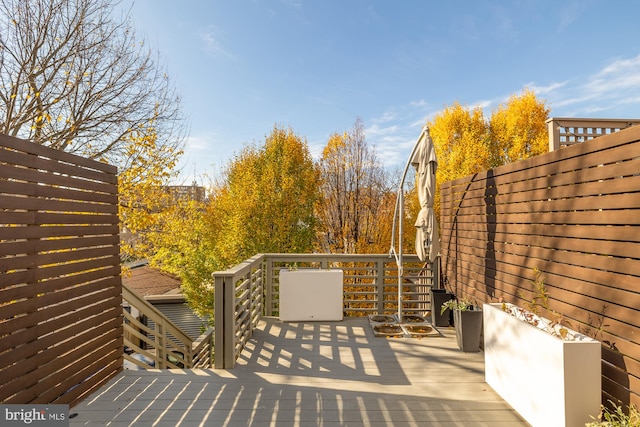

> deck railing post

[
  {"left": 435, "top": 256, "right": 441, "bottom": 289},
  {"left": 376, "top": 259, "right": 385, "bottom": 314},
  {"left": 185, "top": 335, "right": 193, "bottom": 369},
  {"left": 547, "top": 118, "right": 560, "bottom": 151},
  {"left": 223, "top": 274, "right": 236, "bottom": 368},
  {"left": 265, "top": 256, "right": 274, "bottom": 317},
  {"left": 156, "top": 321, "right": 165, "bottom": 369},
  {"left": 213, "top": 273, "right": 225, "bottom": 368}
]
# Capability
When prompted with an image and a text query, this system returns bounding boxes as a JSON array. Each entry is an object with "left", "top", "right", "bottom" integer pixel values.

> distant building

[{"left": 165, "top": 183, "right": 206, "bottom": 202}]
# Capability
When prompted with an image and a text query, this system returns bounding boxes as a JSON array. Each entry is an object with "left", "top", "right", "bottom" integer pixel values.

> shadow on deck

[{"left": 70, "top": 317, "right": 527, "bottom": 426}]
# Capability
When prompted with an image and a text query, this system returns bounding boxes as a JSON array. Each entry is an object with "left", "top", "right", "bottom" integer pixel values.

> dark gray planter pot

[
  {"left": 430, "top": 289, "right": 454, "bottom": 327},
  {"left": 453, "top": 308, "right": 483, "bottom": 352}
]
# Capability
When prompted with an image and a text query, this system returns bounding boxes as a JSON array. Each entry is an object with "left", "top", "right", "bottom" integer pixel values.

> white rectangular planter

[
  {"left": 279, "top": 269, "right": 343, "bottom": 321},
  {"left": 483, "top": 303, "right": 601, "bottom": 427}
]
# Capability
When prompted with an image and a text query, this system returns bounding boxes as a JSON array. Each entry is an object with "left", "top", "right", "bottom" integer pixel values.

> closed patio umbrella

[
  {"left": 411, "top": 127, "right": 440, "bottom": 263},
  {"left": 389, "top": 126, "right": 441, "bottom": 322}
]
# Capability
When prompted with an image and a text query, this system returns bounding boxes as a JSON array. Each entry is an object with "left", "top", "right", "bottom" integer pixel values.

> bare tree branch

[
  {"left": 0, "top": 0, "right": 185, "bottom": 167},
  {"left": 317, "top": 118, "right": 393, "bottom": 254}
]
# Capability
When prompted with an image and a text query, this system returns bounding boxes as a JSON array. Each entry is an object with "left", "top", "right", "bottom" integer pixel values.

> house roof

[
  {"left": 122, "top": 262, "right": 181, "bottom": 297},
  {"left": 122, "top": 261, "right": 210, "bottom": 340}
]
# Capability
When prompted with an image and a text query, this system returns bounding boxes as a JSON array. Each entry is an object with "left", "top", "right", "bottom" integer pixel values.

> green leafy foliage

[
  {"left": 440, "top": 297, "right": 475, "bottom": 315},
  {"left": 147, "top": 199, "right": 217, "bottom": 318},
  {"left": 586, "top": 401, "right": 640, "bottom": 427}
]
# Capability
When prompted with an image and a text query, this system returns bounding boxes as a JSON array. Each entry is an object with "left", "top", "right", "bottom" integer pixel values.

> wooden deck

[{"left": 70, "top": 317, "right": 528, "bottom": 426}]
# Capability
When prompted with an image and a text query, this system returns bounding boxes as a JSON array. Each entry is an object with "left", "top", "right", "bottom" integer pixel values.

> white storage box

[{"left": 279, "top": 269, "right": 343, "bottom": 321}]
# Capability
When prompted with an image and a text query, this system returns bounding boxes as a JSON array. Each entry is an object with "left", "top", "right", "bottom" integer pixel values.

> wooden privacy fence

[
  {"left": 0, "top": 134, "right": 122, "bottom": 406},
  {"left": 440, "top": 125, "right": 640, "bottom": 408}
]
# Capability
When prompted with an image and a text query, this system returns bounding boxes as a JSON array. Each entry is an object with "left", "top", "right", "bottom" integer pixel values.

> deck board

[{"left": 70, "top": 317, "right": 528, "bottom": 426}]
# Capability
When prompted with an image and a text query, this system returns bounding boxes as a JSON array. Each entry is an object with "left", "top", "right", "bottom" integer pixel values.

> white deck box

[{"left": 279, "top": 269, "right": 343, "bottom": 321}]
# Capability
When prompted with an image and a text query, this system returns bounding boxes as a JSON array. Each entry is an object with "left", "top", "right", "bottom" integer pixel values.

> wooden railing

[
  {"left": 440, "top": 124, "right": 640, "bottom": 408},
  {"left": 547, "top": 117, "right": 640, "bottom": 151},
  {"left": 213, "top": 253, "right": 435, "bottom": 368},
  {"left": 122, "top": 284, "right": 213, "bottom": 369},
  {"left": 213, "top": 255, "right": 265, "bottom": 369},
  {"left": 263, "top": 253, "right": 433, "bottom": 317}
]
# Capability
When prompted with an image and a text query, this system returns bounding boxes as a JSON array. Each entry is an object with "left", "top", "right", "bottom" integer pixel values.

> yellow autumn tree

[
  {"left": 213, "top": 125, "right": 320, "bottom": 268},
  {"left": 145, "top": 198, "right": 217, "bottom": 318},
  {"left": 117, "top": 119, "right": 219, "bottom": 317},
  {"left": 489, "top": 89, "right": 550, "bottom": 167},
  {"left": 118, "top": 119, "right": 183, "bottom": 262},
  {"left": 428, "top": 102, "right": 490, "bottom": 218},
  {"left": 428, "top": 91, "right": 549, "bottom": 218}
]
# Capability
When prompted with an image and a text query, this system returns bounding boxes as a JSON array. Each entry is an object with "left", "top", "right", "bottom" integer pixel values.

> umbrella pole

[
  {"left": 398, "top": 188, "right": 403, "bottom": 322},
  {"left": 389, "top": 126, "right": 429, "bottom": 322}
]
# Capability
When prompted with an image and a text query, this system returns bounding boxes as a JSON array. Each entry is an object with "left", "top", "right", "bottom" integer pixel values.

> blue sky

[{"left": 127, "top": 0, "right": 640, "bottom": 183}]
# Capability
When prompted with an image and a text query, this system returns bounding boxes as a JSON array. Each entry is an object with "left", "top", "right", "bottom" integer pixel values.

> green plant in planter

[
  {"left": 441, "top": 297, "right": 482, "bottom": 352},
  {"left": 440, "top": 297, "right": 474, "bottom": 314},
  {"left": 585, "top": 400, "right": 639, "bottom": 426},
  {"left": 509, "top": 268, "right": 571, "bottom": 340}
]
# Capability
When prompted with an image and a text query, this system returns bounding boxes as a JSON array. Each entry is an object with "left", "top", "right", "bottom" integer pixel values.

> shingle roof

[
  {"left": 122, "top": 264, "right": 181, "bottom": 297},
  {"left": 122, "top": 262, "right": 210, "bottom": 340}
]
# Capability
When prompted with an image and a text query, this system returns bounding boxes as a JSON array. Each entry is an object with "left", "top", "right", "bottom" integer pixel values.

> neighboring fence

[
  {"left": 0, "top": 134, "right": 122, "bottom": 406},
  {"left": 122, "top": 284, "right": 213, "bottom": 369},
  {"left": 213, "top": 253, "right": 435, "bottom": 368},
  {"left": 547, "top": 117, "right": 640, "bottom": 151},
  {"left": 440, "top": 125, "right": 640, "bottom": 408}
]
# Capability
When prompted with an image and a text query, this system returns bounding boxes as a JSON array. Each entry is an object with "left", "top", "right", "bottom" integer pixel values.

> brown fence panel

[
  {"left": 440, "top": 125, "right": 640, "bottom": 408},
  {"left": 0, "top": 134, "right": 122, "bottom": 406}
]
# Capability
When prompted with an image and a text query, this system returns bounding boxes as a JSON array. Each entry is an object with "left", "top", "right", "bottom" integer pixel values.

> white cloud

[
  {"left": 586, "top": 55, "right": 640, "bottom": 94},
  {"left": 597, "top": 54, "right": 640, "bottom": 76},
  {"left": 184, "top": 135, "right": 210, "bottom": 151},
  {"left": 365, "top": 114, "right": 422, "bottom": 169},
  {"left": 371, "top": 111, "right": 398, "bottom": 124},
  {"left": 366, "top": 122, "right": 399, "bottom": 137},
  {"left": 525, "top": 54, "right": 640, "bottom": 117},
  {"left": 472, "top": 99, "right": 493, "bottom": 110},
  {"left": 526, "top": 81, "right": 568, "bottom": 96},
  {"left": 280, "top": 0, "right": 302, "bottom": 9},
  {"left": 619, "top": 95, "right": 640, "bottom": 105},
  {"left": 199, "top": 27, "right": 233, "bottom": 58},
  {"left": 556, "top": 0, "right": 583, "bottom": 31}
]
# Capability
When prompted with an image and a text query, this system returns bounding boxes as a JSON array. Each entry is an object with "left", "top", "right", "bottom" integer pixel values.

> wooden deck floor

[{"left": 70, "top": 317, "right": 528, "bottom": 426}]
